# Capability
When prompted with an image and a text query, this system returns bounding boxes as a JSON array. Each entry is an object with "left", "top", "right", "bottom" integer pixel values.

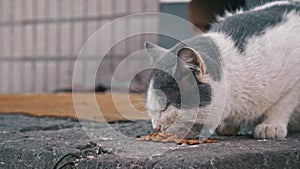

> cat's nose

[{"left": 154, "top": 126, "right": 161, "bottom": 131}]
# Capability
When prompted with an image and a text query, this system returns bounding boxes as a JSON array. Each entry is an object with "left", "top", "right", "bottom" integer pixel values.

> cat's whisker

[
  {"left": 182, "top": 119, "right": 207, "bottom": 123},
  {"left": 128, "top": 87, "right": 144, "bottom": 93},
  {"left": 130, "top": 99, "right": 145, "bottom": 103},
  {"left": 166, "top": 127, "right": 177, "bottom": 135},
  {"left": 131, "top": 102, "right": 145, "bottom": 107},
  {"left": 130, "top": 98, "right": 145, "bottom": 102}
]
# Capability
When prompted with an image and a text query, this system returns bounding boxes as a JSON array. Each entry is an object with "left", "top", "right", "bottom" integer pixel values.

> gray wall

[
  {"left": 0, "top": 0, "right": 278, "bottom": 93},
  {"left": 0, "top": 0, "right": 159, "bottom": 93},
  {"left": 159, "top": 2, "right": 194, "bottom": 49},
  {"left": 245, "top": 0, "right": 278, "bottom": 9}
]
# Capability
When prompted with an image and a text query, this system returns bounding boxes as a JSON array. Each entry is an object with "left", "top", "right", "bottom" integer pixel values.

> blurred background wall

[
  {"left": 0, "top": 0, "right": 279, "bottom": 94},
  {"left": 0, "top": 0, "right": 159, "bottom": 93}
]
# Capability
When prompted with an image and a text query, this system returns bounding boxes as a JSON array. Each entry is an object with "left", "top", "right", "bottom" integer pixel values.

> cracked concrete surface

[{"left": 0, "top": 114, "right": 300, "bottom": 169}]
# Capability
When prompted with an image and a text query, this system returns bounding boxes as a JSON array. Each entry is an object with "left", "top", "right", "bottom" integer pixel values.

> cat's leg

[
  {"left": 288, "top": 102, "right": 300, "bottom": 131},
  {"left": 216, "top": 121, "right": 240, "bottom": 136},
  {"left": 254, "top": 85, "right": 300, "bottom": 139}
]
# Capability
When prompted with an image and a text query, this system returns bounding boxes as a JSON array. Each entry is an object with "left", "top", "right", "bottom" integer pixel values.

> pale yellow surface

[{"left": 0, "top": 93, "right": 148, "bottom": 122}]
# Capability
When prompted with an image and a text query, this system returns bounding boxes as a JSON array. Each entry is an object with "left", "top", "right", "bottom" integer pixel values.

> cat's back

[{"left": 210, "top": 1, "right": 300, "bottom": 52}]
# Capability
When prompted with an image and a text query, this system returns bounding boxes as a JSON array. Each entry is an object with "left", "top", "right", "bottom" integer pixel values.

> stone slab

[{"left": 0, "top": 114, "right": 299, "bottom": 169}]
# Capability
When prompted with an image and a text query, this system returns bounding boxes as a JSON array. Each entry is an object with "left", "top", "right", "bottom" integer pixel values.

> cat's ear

[
  {"left": 177, "top": 47, "right": 207, "bottom": 82},
  {"left": 144, "top": 42, "right": 167, "bottom": 62}
]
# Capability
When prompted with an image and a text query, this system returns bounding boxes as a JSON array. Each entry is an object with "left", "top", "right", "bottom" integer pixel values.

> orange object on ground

[{"left": 137, "top": 132, "right": 217, "bottom": 145}]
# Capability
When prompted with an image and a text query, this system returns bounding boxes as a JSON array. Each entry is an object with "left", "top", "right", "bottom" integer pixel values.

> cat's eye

[{"left": 173, "top": 102, "right": 181, "bottom": 108}]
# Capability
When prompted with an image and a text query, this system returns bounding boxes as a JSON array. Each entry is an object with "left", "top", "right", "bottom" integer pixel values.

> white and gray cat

[{"left": 144, "top": 1, "right": 300, "bottom": 139}]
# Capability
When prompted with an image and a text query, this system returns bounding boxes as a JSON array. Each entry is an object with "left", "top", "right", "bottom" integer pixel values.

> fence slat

[{"left": 0, "top": 0, "right": 159, "bottom": 93}]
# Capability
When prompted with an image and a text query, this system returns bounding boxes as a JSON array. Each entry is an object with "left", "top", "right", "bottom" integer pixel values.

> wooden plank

[{"left": 0, "top": 93, "right": 148, "bottom": 122}]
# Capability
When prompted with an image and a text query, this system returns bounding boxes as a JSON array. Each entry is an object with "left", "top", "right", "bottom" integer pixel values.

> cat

[{"left": 144, "top": 1, "right": 300, "bottom": 139}]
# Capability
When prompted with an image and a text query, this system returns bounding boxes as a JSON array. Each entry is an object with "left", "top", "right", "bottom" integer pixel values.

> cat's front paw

[
  {"left": 254, "top": 123, "right": 287, "bottom": 139},
  {"left": 216, "top": 125, "right": 239, "bottom": 136}
]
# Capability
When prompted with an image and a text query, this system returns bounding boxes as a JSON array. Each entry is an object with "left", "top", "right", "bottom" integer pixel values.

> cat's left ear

[
  {"left": 144, "top": 42, "right": 167, "bottom": 62},
  {"left": 177, "top": 47, "right": 207, "bottom": 82}
]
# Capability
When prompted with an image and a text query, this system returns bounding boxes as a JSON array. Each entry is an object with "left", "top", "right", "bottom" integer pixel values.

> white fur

[
  {"left": 146, "top": 79, "right": 160, "bottom": 112},
  {"left": 216, "top": 9, "right": 244, "bottom": 22},
  {"left": 206, "top": 11, "right": 300, "bottom": 139},
  {"left": 146, "top": 78, "right": 167, "bottom": 130}
]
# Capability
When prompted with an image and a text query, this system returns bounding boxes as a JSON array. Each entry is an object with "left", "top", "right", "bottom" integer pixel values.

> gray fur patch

[
  {"left": 171, "top": 36, "right": 222, "bottom": 81},
  {"left": 210, "top": 2, "right": 300, "bottom": 52},
  {"left": 153, "top": 51, "right": 177, "bottom": 76}
]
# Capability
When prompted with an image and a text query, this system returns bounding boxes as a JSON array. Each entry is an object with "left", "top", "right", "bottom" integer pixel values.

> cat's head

[{"left": 144, "top": 42, "right": 214, "bottom": 135}]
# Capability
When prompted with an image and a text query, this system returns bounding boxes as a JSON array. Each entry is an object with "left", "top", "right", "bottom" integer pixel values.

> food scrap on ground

[{"left": 136, "top": 132, "right": 217, "bottom": 145}]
